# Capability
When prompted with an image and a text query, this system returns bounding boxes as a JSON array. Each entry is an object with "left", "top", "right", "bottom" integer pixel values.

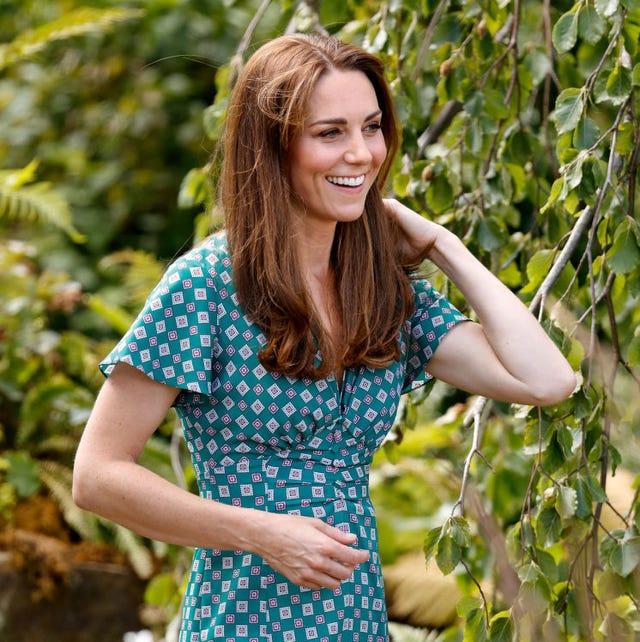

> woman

[{"left": 73, "top": 33, "right": 575, "bottom": 642}]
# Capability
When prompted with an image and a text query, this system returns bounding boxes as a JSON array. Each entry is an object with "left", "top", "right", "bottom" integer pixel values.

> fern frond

[
  {"left": 36, "top": 434, "right": 82, "bottom": 458},
  {"left": 109, "top": 522, "right": 155, "bottom": 579},
  {"left": 0, "top": 179, "right": 86, "bottom": 243},
  {"left": 100, "top": 248, "right": 166, "bottom": 307},
  {"left": 38, "top": 460, "right": 101, "bottom": 541},
  {"left": 85, "top": 294, "right": 135, "bottom": 335},
  {"left": 138, "top": 434, "right": 176, "bottom": 483},
  {"left": 0, "top": 160, "right": 39, "bottom": 189},
  {"left": 0, "top": 8, "right": 144, "bottom": 72}
]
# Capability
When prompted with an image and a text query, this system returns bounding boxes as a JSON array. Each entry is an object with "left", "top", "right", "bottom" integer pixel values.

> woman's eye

[
  {"left": 365, "top": 122, "right": 382, "bottom": 133},
  {"left": 319, "top": 128, "right": 341, "bottom": 139}
]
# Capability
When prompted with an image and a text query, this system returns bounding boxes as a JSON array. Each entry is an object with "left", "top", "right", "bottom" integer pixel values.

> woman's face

[{"left": 288, "top": 69, "right": 387, "bottom": 229}]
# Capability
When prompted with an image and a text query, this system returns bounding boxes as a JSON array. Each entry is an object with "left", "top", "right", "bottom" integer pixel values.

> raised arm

[
  {"left": 73, "top": 362, "right": 369, "bottom": 589},
  {"left": 385, "top": 198, "right": 575, "bottom": 406}
]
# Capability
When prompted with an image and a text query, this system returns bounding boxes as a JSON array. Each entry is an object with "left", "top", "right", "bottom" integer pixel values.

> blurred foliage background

[{"left": 1, "top": 1, "right": 640, "bottom": 641}]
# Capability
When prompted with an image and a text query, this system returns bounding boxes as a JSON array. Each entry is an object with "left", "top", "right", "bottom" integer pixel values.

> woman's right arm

[{"left": 73, "top": 362, "right": 368, "bottom": 589}]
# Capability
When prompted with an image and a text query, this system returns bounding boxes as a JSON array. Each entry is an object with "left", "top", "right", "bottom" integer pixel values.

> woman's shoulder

[{"left": 167, "top": 231, "right": 231, "bottom": 278}]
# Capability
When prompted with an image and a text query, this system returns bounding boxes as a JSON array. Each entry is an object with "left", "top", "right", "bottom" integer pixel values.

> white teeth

[{"left": 327, "top": 175, "right": 365, "bottom": 187}]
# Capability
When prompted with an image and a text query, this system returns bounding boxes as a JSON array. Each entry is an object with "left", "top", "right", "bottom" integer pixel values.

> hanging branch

[
  {"left": 227, "top": 0, "right": 273, "bottom": 87},
  {"left": 411, "top": 0, "right": 450, "bottom": 83},
  {"left": 452, "top": 397, "right": 493, "bottom": 516},
  {"left": 455, "top": 107, "right": 626, "bottom": 519},
  {"left": 285, "top": 0, "right": 329, "bottom": 36}
]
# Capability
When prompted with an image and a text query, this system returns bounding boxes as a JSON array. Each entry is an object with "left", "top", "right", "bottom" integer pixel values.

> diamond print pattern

[{"left": 99, "top": 233, "right": 467, "bottom": 641}]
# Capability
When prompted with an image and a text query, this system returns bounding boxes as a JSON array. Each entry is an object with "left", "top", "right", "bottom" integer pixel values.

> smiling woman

[{"left": 73, "top": 32, "right": 575, "bottom": 642}]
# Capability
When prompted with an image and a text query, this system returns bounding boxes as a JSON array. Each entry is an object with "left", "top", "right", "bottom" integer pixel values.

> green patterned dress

[{"left": 99, "top": 232, "right": 467, "bottom": 642}]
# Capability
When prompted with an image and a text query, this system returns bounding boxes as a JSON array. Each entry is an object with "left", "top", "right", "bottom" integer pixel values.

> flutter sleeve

[
  {"left": 99, "top": 251, "right": 217, "bottom": 405},
  {"left": 402, "top": 278, "right": 469, "bottom": 394}
]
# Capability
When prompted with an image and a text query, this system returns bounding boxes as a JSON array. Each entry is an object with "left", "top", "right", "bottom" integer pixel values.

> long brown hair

[{"left": 221, "top": 33, "right": 415, "bottom": 378}]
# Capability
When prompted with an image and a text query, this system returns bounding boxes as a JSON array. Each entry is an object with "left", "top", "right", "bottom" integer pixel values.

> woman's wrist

[{"left": 424, "top": 225, "right": 467, "bottom": 273}]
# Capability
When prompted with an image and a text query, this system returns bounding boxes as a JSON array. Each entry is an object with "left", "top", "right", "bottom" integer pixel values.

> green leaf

[
  {"left": 424, "top": 525, "right": 442, "bottom": 562},
  {"left": 615, "top": 122, "right": 636, "bottom": 154},
  {"left": 536, "top": 506, "right": 562, "bottom": 547},
  {"left": 541, "top": 177, "right": 566, "bottom": 213},
  {"left": 627, "top": 328, "right": 640, "bottom": 367},
  {"left": 594, "top": 569, "right": 630, "bottom": 601},
  {"left": 457, "top": 596, "right": 484, "bottom": 617},
  {"left": 436, "top": 531, "right": 462, "bottom": 575},
  {"left": 598, "top": 612, "right": 634, "bottom": 642},
  {"left": 556, "top": 426, "right": 575, "bottom": 458},
  {"left": 450, "top": 516, "right": 471, "bottom": 547},
  {"left": 464, "top": 91, "right": 484, "bottom": 118},
  {"left": 578, "top": 5, "right": 607, "bottom": 43},
  {"left": 564, "top": 156, "right": 584, "bottom": 191},
  {"left": 552, "top": 11, "right": 579, "bottom": 54},
  {"left": 484, "top": 89, "right": 510, "bottom": 120},
  {"left": 607, "top": 218, "right": 640, "bottom": 274},
  {"left": 556, "top": 486, "right": 578, "bottom": 520},
  {"left": 426, "top": 174, "right": 454, "bottom": 213},
  {"left": 551, "top": 89, "right": 584, "bottom": 134},
  {"left": 465, "top": 602, "right": 489, "bottom": 642},
  {"left": 606, "top": 64, "right": 632, "bottom": 104},
  {"left": 477, "top": 217, "right": 507, "bottom": 251},
  {"left": 573, "top": 119, "right": 600, "bottom": 150},
  {"left": 609, "top": 536, "right": 640, "bottom": 577},
  {"left": 518, "top": 578, "right": 551, "bottom": 615},
  {"left": 633, "top": 63, "right": 640, "bottom": 87},
  {"left": 585, "top": 475, "right": 608, "bottom": 503},
  {"left": 575, "top": 476, "right": 593, "bottom": 520},
  {"left": 5, "top": 452, "right": 41, "bottom": 498},
  {"left": 595, "top": 0, "right": 619, "bottom": 18},
  {"left": 522, "top": 249, "right": 553, "bottom": 292},
  {"left": 203, "top": 96, "right": 229, "bottom": 142},
  {"left": 144, "top": 572, "right": 179, "bottom": 607},
  {"left": 393, "top": 172, "right": 410, "bottom": 199},
  {"left": 489, "top": 611, "right": 513, "bottom": 642},
  {"left": 178, "top": 168, "right": 209, "bottom": 209}
]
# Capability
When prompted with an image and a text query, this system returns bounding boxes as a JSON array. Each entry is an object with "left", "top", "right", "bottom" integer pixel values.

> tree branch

[
  {"left": 227, "top": 0, "right": 273, "bottom": 87},
  {"left": 411, "top": 0, "right": 451, "bottom": 83}
]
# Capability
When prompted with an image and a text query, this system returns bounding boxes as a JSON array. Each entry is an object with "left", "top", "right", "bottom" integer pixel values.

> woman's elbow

[
  {"left": 72, "top": 459, "right": 100, "bottom": 512},
  {"left": 529, "top": 366, "right": 576, "bottom": 406}
]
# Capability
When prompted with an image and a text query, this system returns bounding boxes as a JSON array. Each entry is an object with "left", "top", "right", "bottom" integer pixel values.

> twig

[
  {"left": 411, "top": 0, "right": 450, "bottom": 83},
  {"left": 417, "top": 99, "right": 463, "bottom": 155},
  {"left": 452, "top": 398, "right": 492, "bottom": 516},
  {"left": 530, "top": 106, "right": 624, "bottom": 316},
  {"left": 627, "top": 103, "right": 640, "bottom": 219},
  {"left": 504, "top": 0, "right": 520, "bottom": 104},
  {"left": 461, "top": 557, "right": 490, "bottom": 621},
  {"left": 227, "top": 0, "right": 273, "bottom": 87}
]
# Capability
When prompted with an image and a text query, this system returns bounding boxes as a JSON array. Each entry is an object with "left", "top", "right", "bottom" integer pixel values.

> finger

[
  {"left": 313, "top": 520, "right": 357, "bottom": 544},
  {"left": 298, "top": 570, "right": 343, "bottom": 591}
]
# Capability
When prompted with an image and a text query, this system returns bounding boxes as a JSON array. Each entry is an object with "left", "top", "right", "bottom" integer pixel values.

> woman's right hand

[{"left": 250, "top": 512, "right": 370, "bottom": 590}]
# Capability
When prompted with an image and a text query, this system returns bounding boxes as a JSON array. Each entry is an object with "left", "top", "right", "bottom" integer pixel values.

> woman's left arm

[{"left": 385, "top": 198, "right": 576, "bottom": 406}]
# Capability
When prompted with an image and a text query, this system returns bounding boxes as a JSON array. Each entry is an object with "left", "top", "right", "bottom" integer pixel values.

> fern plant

[
  {"left": 0, "top": 7, "right": 144, "bottom": 72},
  {"left": 0, "top": 162, "right": 85, "bottom": 243},
  {"left": 0, "top": 6, "right": 144, "bottom": 241},
  {"left": 0, "top": 240, "right": 169, "bottom": 579}
]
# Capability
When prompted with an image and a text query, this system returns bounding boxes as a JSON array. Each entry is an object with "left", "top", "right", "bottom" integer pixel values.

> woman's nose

[{"left": 344, "top": 133, "right": 372, "bottom": 164}]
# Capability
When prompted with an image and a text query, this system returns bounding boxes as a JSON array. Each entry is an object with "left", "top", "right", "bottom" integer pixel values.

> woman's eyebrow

[{"left": 309, "top": 109, "right": 382, "bottom": 127}]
